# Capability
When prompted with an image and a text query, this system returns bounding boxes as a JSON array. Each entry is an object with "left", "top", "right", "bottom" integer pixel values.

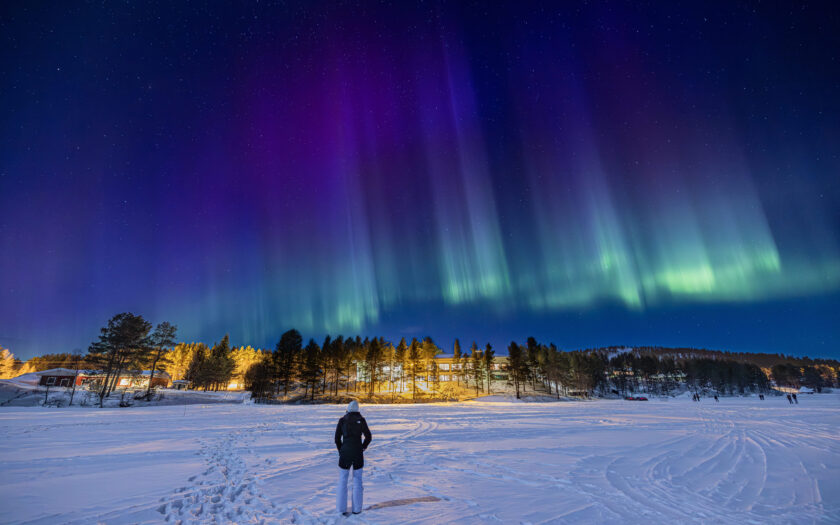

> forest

[{"left": 1, "top": 313, "right": 838, "bottom": 404}]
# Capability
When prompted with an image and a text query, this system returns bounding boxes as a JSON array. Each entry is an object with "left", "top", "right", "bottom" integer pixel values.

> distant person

[
  {"left": 335, "top": 400, "right": 372, "bottom": 516},
  {"left": 792, "top": 393, "right": 798, "bottom": 404},
  {"left": 759, "top": 394, "right": 765, "bottom": 400},
  {"left": 714, "top": 394, "right": 719, "bottom": 402},
  {"left": 786, "top": 394, "right": 793, "bottom": 404}
]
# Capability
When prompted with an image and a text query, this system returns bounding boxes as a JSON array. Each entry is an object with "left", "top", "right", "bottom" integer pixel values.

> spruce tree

[
  {"left": 208, "top": 335, "right": 236, "bottom": 391},
  {"left": 185, "top": 344, "right": 208, "bottom": 390}
]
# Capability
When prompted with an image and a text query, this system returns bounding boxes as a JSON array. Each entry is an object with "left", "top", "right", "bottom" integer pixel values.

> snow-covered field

[{"left": 1, "top": 395, "right": 838, "bottom": 524}]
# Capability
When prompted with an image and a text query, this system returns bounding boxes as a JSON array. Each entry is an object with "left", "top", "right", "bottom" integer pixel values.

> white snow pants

[{"left": 337, "top": 467, "right": 363, "bottom": 513}]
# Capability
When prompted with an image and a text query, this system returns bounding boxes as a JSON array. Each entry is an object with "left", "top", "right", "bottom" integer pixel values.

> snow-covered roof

[
  {"left": 799, "top": 386, "right": 815, "bottom": 393},
  {"left": 35, "top": 368, "right": 79, "bottom": 376},
  {"left": 33, "top": 369, "right": 172, "bottom": 378}
]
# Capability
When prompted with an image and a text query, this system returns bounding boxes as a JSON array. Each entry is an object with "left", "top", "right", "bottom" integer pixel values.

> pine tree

[
  {"left": 87, "top": 313, "right": 152, "bottom": 407},
  {"left": 526, "top": 337, "right": 540, "bottom": 393},
  {"left": 408, "top": 338, "right": 420, "bottom": 400},
  {"left": 452, "top": 338, "right": 462, "bottom": 387},
  {"left": 384, "top": 340, "right": 396, "bottom": 398},
  {"left": 274, "top": 329, "right": 302, "bottom": 397},
  {"left": 321, "top": 335, "right": 332, "bottom": 395},
  {"left": 421, "top": 337, "right": 441, "bottom": 394},
  {"left": 351, "top": 338, "right": 366, "bottom": 393},
  {"left": 244, "top": 356, "right": 274, "bottom": 400},
  {"left": 430, "top": 359, "right": 440, "bottom": 396},
  {"left": 483, "top": 343, "right": 495, "bottom": 394},
  {"left": 365, "top": 337, "right": 384, "bottom": 396},
  {"left": 470, "top": 342, "right": 483, "bottom": 396},
  {"left": 395, "top": 338, "right": 407, "bottom": 394},
  {"left": 301, "top": 339, "right": 321, "bottom": 400},
  {"left": 146, "top": 322, "right": 177, "bottom": 398},
  {"left": 333, "top": 336, "right": 348, "bottom": 396},
  {"left": 506, "top": 341, "right": 524, "bottom": 399}
]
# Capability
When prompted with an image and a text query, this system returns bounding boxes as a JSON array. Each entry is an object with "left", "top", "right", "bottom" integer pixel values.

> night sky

[{"left": 2, "top": 1, "right": 839, "bottom": 360}]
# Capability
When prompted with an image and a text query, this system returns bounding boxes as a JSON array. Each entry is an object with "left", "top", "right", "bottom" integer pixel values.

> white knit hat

[{"left": 346, "top": 400, "right": 360, "bottom": 413}]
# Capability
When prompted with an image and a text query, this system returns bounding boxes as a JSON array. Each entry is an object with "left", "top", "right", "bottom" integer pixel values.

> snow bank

[
  {"left": 0, "top": 380, "right": 250, "bottom": 407},
  {"left": 3, "top": 373, "right": 41, "bottom": 387}
]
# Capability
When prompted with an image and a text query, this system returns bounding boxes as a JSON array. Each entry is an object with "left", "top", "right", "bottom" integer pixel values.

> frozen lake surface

[{"left": 1, "top": 395, "right": 838, "bottom": 524}]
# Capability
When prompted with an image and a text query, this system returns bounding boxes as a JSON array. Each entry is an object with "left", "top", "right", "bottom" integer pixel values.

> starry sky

[{"left": 2, "top": 1, "right": 839, "bottom": 360}]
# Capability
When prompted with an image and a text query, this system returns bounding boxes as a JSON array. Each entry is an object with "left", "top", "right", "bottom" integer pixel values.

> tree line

[
  {"left": 3, "top": 316, "right": 838, "bottom": 403},
  {"left": 242, "top": 331, "right": 501, "bottom": 402}
]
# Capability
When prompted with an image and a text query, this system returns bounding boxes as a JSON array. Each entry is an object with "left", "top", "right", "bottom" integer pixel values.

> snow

[
  {"left": 5, "top": 372, "right": 44, "bottom": 387},
  {"left": 1, "top": 395, "right": 838, "bottom": 524},
  {"left": 0, "top": 379, "right": 251, "bottom": 408},
  {"left": 30, "top": 368, "right": 79, "bottom": 376}
]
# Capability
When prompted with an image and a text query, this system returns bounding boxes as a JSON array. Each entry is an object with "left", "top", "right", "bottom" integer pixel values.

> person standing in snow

[
  {"left": 786, "top": 393, "right": 793, "bottom": 404},
  {"left": 335, "top": 400, "right": 372, "bottom": 516},
  {"left": 792, "top": 393, "right": 798, "bottom": 404}
]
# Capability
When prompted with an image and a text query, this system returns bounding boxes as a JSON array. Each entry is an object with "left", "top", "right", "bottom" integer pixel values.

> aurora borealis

[{"left": 2, "top": 2, "right": 839, "bottom": 359}]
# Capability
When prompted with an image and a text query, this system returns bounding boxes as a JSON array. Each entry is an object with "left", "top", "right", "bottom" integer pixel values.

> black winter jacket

[{"left": 335, "top": 412, "right": 372, "bottom": 469}]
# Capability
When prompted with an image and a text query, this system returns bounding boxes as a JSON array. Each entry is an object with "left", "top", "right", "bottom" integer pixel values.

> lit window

[{"left": 439, "top": 364, "right": 449, "bottom": 370}]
